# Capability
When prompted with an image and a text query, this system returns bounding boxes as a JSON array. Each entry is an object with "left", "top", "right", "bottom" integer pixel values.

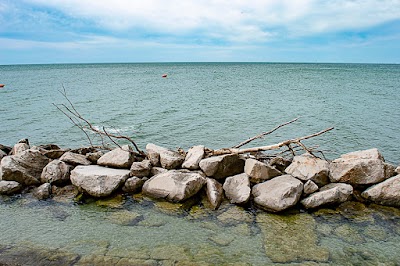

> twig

[{"left": 233, "top": 117, "right": 300, "bottom": 148}]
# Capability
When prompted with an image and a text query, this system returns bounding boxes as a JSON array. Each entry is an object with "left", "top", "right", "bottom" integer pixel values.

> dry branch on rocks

[{"left": 53, "top": 86, "right": 145, "bottom": 156}]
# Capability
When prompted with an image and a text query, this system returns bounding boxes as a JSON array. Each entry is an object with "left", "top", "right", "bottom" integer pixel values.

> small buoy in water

[
  {"left": 162, "top": 74, "right": 167, "bottom": 78},
  {"left": 0, "top": 84, "right": 4, "bottom": 88}
]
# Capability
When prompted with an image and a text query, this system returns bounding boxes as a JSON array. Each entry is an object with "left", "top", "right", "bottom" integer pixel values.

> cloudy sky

[{"left": 1, "top": 0, "right": 400, "bottom": 64}]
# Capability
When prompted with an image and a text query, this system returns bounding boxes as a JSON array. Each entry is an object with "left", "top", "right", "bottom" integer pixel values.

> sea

[{"left": 0, "top": 63, "right": 399, "bottom": 265}]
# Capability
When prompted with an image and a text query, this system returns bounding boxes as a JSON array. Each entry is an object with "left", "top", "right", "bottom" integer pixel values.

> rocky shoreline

[{"left": 0, "top": 139, "right": 399, "bottom": 213}]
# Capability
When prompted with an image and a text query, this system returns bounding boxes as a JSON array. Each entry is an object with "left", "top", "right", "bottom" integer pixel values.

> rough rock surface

[
  {"left": 142, "top": 170, "right": 206, "bottom": 202},
  {"left": 396, "top": 166, "right": 400, "bottom": 175},
  {"left": 182, "top": 145, "right": 205, "bottom": 170},
  {"left": 285, "top": 153, "right": 329, "bottom": 186},
  {"left": 146, "top": 143, "right": 169, "bottom": 166},
  {"left": 244, "top": 158, "right": 281, "bottom": 183},
  {"left": 301, "top": 183, "right": 353, "bottom": 209},
  {"left": 0, "top": 180, "right": 22, "bottom": 195},
  {"left": 11, "top": 143, "right": 30, "bottom": 155},
  {"left": 85, "top": 151, "right": 104, "bottom": 164},
  {"left": 205, "top": 178, "right": 224, "bottom": 210},
  {"left": 361, "top": 174, "right": 400, "bottom": 207},
  {"left": 70, "top": 165, "right": 130, "bottom": 197},
  {"left": 97, "top": 145, "right": 134, "bottom": 169},
  {"left": 223, "top": 173, "right": 251, "bottom": 204},
  {"left": 40, "top": 160, "right": 72, "bottom": 185},
  {"left": 130, "top": 160, "right": 152, "bottom": 177},
  {"left": 60, "top": 152, "right": 91, "bottom": 166},
  {"left": 151, "top": 167, "right": 168, "bottom": 176},
  {"left": 329, "top": 148, "right": 393, "bottom": 185},
  {"left": 33, "top": 183, "right": 51, "bottom": 200},
  {"left": 0, "top": 149, "right": 6, "bottom": 160},
  {"left": 159, "top": 150, "right": 184, "bottom": 170},
  {"left": 252, "top": 174, "right": 303, "bottom": 212},
  {"left": 1, "top": 150, "right": 50, "bottom": 186},
  {"left": 269, "top": 156, "right": 292, "bottom": 172},
  {"left": 122, "top": 177, "right": 145, "bottom": 193},
  {"left": 199, "top": 154, "right": 245, "bottom": 180},
  {"left": 303, "top": 180, "right": 319, "bottom": 195}
]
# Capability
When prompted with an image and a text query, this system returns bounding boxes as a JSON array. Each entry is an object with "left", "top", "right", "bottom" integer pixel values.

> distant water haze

[{"left": 0, "top": 63, "right": 399, "bottom": 164}]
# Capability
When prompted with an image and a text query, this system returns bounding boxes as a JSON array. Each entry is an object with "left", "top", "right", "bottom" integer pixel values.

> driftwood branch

[
  {"left": 53, "top": 87, "right": 145, "bottom": 156},
  {"left": 209, "top": 127, "right": 334, "bottom": 156},
  {"left": 233, "top": 117, "right": 300, "bottom": 148}
]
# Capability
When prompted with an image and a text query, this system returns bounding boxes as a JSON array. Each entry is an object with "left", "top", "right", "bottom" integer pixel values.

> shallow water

[
  {"left": 1, "top": 63, "right": 399, "bottom": 164},
  {"left": 0, "top": 193, "right": 400, "bottom": 265}
]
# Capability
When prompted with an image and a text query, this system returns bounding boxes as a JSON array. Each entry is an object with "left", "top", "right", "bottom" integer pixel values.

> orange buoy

[
  {"left": 162, "top": 74, "right": 167, "bottom": 78},
  {"left": 0, "top": 84, "right": 4, "bottom": 88}
]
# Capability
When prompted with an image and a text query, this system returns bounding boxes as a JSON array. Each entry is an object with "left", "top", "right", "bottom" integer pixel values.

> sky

[{"left": 1, "top": 0, "right": 400, "bottom": 64}]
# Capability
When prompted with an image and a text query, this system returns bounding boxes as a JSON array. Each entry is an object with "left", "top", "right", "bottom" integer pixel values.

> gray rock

[
  {"left": 285, "top": 153, "right": 329, "bottom": 186},
  {"left": 159, "top": 150, "right": 184, "bottom": 170},
  {"left": 97, "top": 145, "right": 134, "bottom": 169},
  {"left": 42, "top": 149, "right": 67, "bottom": 159},
  {"left": 199, "top": 154, "right": 245, "bottom": 180},
  {"left": 223, "top": 173, "right": 251, "bottom": 204},
  {"left": 301, "top": 183, "right": 353, "bottom": 209},
  {"left": 142, "top": 170, "right": 206, "bottom": 202},
  {"left": 252, "top": 174, "right": 303, "bottom": 212},
  {"left": 1, "top": 150, "right": 50, "bottom": 186},
  {"left": 60, "top": 152, "right": 91, "bottom": 166},
  {"left": 0, "top": 149, "right": 6, "bottom": 161},
  {"left": 85, "top": 151, "right": 105, "bottom": 163},
  {"left": 244, "top": 158, "right": 281, "bottom": 183},
  {"left": 361, "top": 174, "right": 400, "bottom": 207},
  {"left": 396, "top": 166, "right": 400, "bottom": 175},
  {"left": 130, "top": 160, "right": 152, "bottom": 177},
  {"left": 303, "top": 180, "right": 319, "bottom": 195},
  {"left": 10, "top": 143, "right": 30, "bottom": 155},
  {"left": 329, "top": 148, "right": 392, "bottom": 185},
  {"left": 70, "top": 165, "right": 130, "bottom": 197},
  {"left": 151, "top": 167, "right": 168, "bottom": 176},
  {"left": 146, "top": 143, "right": 169, "bottom": 166},
  {"left": 205, "top": 178, "right": 224, "bottom": 210},
  {"left": 182, "top": 145, "right": 205, "bottom": 170},
  {"left": 40, "top": 160, "right": 73, "bottom": 185},
  {"left": 269, "top": 156, "right": 292, "bottom": 172},
  {"left": 122, "top": 176, "right": 145, "bottom": 193},
  {"left": 0, "top": 180, "right": 22, "bottom": 195},
  {"left": 33, "top": 183, "right": 51, "bottom": 200}
]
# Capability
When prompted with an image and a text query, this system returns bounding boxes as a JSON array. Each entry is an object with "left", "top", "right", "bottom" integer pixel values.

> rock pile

[{"left": 0, "top": 140, "right": 399, "bottom": 212}]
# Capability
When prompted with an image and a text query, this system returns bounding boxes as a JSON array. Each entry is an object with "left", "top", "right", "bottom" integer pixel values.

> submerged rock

[
  {"left": 142, "top": 170, "right": 206, "bottom": 202},
  {"left": 205, "top": 178, "right": 224, "bottom": 210},
  {"left": 329, "top": 148, "right": 393, "bottom": 185},
  {"left": 182, "top": 145, "right": 205, "bottom": 170},
  {"left": 252, "top": 174, "right": 303, "bottom": 212},
  {"left": 257, "top": 212, "right": 329, "bottom": 263},
  {"left": 199, "top": 154, "right": 245, "bottom": 180},
  {"left": 60, "top": 151, "right": 91, "bottom": 166},
  {"left": 301, "top": 183, "right": 353, "bottom": 209},
  {"left": 285, "top": 153, "right": 329, "bottom": 186},
  {"left": 40, "top": 159, "right": 73, "bottom": 185},
  {"left": 244, "top": 158, "right": 281, "bottom": 183},
  {"left": 51, "top": 184, "right": 79, "bottom": 203},
  {"left": 0, "top": 180, "right": 22, "bottom": 195},
  {"left": 361, "top": 174, "right": 400, "bottom": 207},
  {"left": 1, "top": 149, "right": 50, "bottom": 186},
  {"left": 70, "top": 165, "right": 130, "bottom": 197},
  {"left": 97, "top": 145, "right": 134, "bottom": 169},
  {"left": 33, "top": 183, "right": 51, "bottom": 200},
  {"left": 223, "top": 173, "right": 251, "bottom": 204}
]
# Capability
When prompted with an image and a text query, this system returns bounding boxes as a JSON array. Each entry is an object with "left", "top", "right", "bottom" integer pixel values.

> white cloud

[{"left": 15, "top": 0, "right": 400, "bottom": 43}]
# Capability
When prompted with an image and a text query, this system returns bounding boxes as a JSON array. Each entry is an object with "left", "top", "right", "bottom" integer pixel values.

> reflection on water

[{"left": 0, "top": 193, "right": 399, "bottom": 265}]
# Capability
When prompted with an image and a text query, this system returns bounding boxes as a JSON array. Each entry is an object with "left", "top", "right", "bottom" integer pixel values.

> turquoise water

[
  {"left": 1, "top": 63, "right": 399, "bottom": 163},
  {"left": 1, "top": 63, "right": 400, "bottom": 265}
]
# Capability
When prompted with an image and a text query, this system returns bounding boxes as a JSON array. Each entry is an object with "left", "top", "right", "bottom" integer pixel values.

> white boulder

[
  {"left": 361, "top": 174, "right": 400, "bottom": 207},
  {"left": 40, "top": 160, "right": 73, "bottom": 185},
  {"left": 285, "top": 153, "right": 329, "bottom": 186},
  {"left": 182, "top": 145, "right": 205, "bottom": 170},
  {"left": 223, "top": 173, "right": 251, "bottom": 204},
  {"left": 60, "top": 152, "right": 91, "bottom": 166},
  {"left": 205, "top": 178, "right": 224, "bottom": 210},
  {"left": 244, "top": 158, "right": 281, "bottom": 183},
  {"left": 97, "top": 145, "right": 134, "bottom": 169},
  {"left": 0, "top": 180, "right": 22, "bottom": 195},
  {"left": 130, "top": 160, "right": 152, "bottom": 177},
  {"left": 301, "top": 183, "right": 353, "bottom": 209},
  {"left": 199, "top": 154, "right": 245, "bottom": 180}
]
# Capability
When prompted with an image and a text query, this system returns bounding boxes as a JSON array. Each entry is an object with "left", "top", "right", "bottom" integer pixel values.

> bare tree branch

[{"left": 233, "top": 117, "right": 300, "bottom": 148}]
